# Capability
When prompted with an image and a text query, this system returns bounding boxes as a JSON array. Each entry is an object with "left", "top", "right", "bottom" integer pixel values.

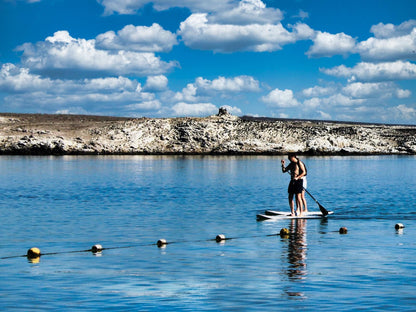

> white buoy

[
  {"left": 216, "top": 234, "right": 226, "bottom": 242},
  {"left": 91, "top": 244, "right": 103, "bottom": 253},
  {"left": 395, "top": 223, "right": 405, "bottom": 230},
  {"left": 27, "top": 247, "right": 41, "bottom": 259},
  {"left": 157, "top": 239, "right": 167, "bottom": 247}
]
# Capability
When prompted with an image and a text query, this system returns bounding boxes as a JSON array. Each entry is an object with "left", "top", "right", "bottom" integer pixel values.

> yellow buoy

[
  {"left": 157, "top": 239, "right": 167, "bottom": 248},
  {"left": 216, "top": 234, "right": 226, "bottom": 242},
  {"left": 91, "top": 244, "right": 103, "bottom": 253},
  {"left": 280, "top": 228, "right": 290, "bottom": 237},
  {"left": 27, "top": 247, "right": 41, "bottom": 259},
  {"left": 339, "top": 227, "right": 348, "bottom": 234}
]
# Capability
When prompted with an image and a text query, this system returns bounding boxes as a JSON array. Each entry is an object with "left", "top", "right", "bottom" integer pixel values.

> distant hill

[{"left": 0, "top": 110, "right": 415, "bottom": 155}]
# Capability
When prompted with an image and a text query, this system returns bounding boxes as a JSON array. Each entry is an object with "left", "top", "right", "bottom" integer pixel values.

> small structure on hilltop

[{"left": 217, "top": 107, "right": 230, "bottom": 117}]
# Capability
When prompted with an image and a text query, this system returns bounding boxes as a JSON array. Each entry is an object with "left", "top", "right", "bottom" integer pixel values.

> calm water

[{"left": 1, "top": 155, "right": 416, "bottom": 311}]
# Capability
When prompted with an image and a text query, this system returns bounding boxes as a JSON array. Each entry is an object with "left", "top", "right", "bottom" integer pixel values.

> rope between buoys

[{"left": 0, "top": 232, "right": 282, "bottom": 260}]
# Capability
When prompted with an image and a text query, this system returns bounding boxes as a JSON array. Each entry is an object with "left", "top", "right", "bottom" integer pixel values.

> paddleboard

[{"left": 257, "top": 210, "right": 333, "bottom": 221}]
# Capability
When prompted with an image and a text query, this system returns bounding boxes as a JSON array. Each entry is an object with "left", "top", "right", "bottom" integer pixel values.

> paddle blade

[{"left": 319, "top": 203, "right": 329, "bottom": 216}]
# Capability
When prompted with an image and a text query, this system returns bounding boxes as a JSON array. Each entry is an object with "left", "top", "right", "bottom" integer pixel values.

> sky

[{"left": 0, "top": 0, "right": 415, "bottom": 124}]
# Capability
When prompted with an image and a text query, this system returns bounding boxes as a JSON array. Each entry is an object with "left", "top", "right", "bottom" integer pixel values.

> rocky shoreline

[{"left": 0, "top": 109, "right": 415, "bottom": 155}]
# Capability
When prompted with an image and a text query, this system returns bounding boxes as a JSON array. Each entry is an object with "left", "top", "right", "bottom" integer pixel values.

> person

[{"left": 281, "top": 153, "right": 308, "bottom": 216}]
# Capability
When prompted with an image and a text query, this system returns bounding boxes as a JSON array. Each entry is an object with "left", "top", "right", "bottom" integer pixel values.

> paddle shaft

[{"left": 303, "top": 187, "right": 328, "bottom": 216}]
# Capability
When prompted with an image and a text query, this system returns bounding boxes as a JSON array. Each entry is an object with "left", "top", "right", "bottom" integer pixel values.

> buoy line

[
  {"left": 0, "top": 223, "right": 405, "bottom": 261},
  {"left": 1, "top": 232, "right": 285, "bottom": 261}
]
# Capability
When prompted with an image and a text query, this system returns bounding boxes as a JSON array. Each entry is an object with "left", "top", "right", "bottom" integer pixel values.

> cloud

[
  {"left": 174, "top": 75, "right": 260, "bottom": 102},
  {"left": 342, "top": 82, "right": 410, "bottom": 99},
  {"left": 303, "top": 97, "right": 321, "bottom": 109},
  {"left": 321, "top": 61, "right": 416, "bottom": 82},
  {"left": 0, "top": 63, "right": 138, "bottom": 94},
  {"left": 195, "top": 75, "right": 260, "bottom": 93},
  {"left": 179, "top": 13, "right": 297, "bottom": 52},
  {"left": 9, "top": 0, "right": 41, "bottom": 2},
  {"left": 262, "top": 88, "right": 300, "bottom": 107},
  {"left": 370, "top": 20, "right": 416, "bottom": 39},
  {"left": 209, "top": 0, "right": 283, "bottom": 25},
  {"left": 325, "top": 93, "right": 366, "bottom": 106},
  {"left": 303, "top": 82, "right": 410, "bottom": 106},
  {"left": 291, "top": 23, "right": 315, "bottom": 40},
  {"left": 300, "top": 93, "right": 365, "bottom": 121},
  {"left": 302, "top": 85, "right": 335, "bottom": 97},
  {"left": 396, "top": 88, "right": 412, "bottom": 99},
  {"left": 171, "top": 102, "right": 218, "bottom": 116},
  {"left": 97, "top": 0, "right": 234, "bottom": 15},
  {"left": 55, "top": 107, "right": 89, "bottom": 115},
  {"left": 17, "top": 31, "right": 177, "bottom": 78},
  {"left": 292, "top": 9, "right": 309, "bottom": 20},
  {"left": 174, "top": 83, "right": 198, "bottom": 102},
  {"left": 318, "top": 111, "right": 331, "bottom": 120},
  {"left": 0, "top": 63, "right": 53, "bottom": 92},
  {"left": 306, "top": 20, "right": 416, "bottom": 61},
  {"left": 96, "top": 24, "right": 178, "bottom": 52},
  {"left": 0, "top": 63, "right": 163, "bottom": 114},
  {"left": 307, "top": 31, "right": 356, "bottom": 58},
  {"left": 298, "top": 79, "right": 414, "bottom": 123},
  {"left": 144, "top": 75, "right": 169, "bottom": 91},
  {"left": 391, "top": 104, "right": 416, "bottom": 121},
  {"left": 98, "top": 0, "right": 310, "bottom": 53},
  {"left": 357, "top": 32, "right": 416, "bottom": 62},
  {"left": 125, "top": 100, "right": 162, "bottom": 112}
]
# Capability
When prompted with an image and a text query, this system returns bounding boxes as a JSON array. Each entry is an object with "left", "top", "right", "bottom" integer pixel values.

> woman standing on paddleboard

[{"left": 281, "top": 153, "right": 307, "bottom": 216}]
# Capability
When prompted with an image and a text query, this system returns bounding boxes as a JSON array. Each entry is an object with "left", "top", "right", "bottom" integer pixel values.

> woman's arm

[
  {"left": 296, "top": 161, "right": 306, "bottom": 179},
  {"left": 281, "top": 160, "right": 287, "bottom": 173}
]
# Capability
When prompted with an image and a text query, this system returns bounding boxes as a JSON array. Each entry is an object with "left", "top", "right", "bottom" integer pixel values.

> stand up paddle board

[{"left": 257, "top": 210, "right": 333, "bottom": 221}]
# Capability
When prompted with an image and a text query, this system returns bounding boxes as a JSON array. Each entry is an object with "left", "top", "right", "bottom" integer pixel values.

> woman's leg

[
  {"left": 296, "top": 193, "right": 303, "bottom": 216},
  {"left": 288, "top": 193, "right": 295, "bottom": 216}
]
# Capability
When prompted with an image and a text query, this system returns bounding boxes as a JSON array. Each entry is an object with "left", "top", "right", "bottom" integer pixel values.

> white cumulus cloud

[
  {"left": 195, "top": 75, "right": 260, "bottom": 93},
  {"left": 358, "top": 32, "right": 416, "bottom": 62},
  {"left": 370, "top": 20, "right": 416, "bottom": 39},
  {"left": 144, "top": 75, "right": 169, "bottom": 91},
  {"left": 0, "top": 63, "right": 163, "bottom": 114},
  {"left": 391, "top": 104, "right": 416, "bottom": 121},
  {"left": 17, "top": 30, "right": 177, "bottom": 77},
  {"left": 302, "top": 85, "right": 335, "bottom": 97},
  {"left": 174, "top": 75, "right": 260, "bottom": 102},
  {"left": 342, "top": 82, "right": 410, "bottom": 99},
  {"left": 171, "top": 102, "right": 218, "bottom": 116},
  {"left": 0, "top": 63, "right": 53, "bottom": 92},
  {"left": 321, "top": 61, "right": 416, "bottom": 82},
  {"left": 96, "top": 23, "right": 178, "bottom": 52},
  {"left": 174, "top": 83, "right": 198, "bottom": 103},
  {"left": 179, "top": 13, "right": 297, "bottom": 52},
  {"left": 307, "top": 31, "right": 356, "bottom": 58},
  {"left": 125, "top": 100, "right": 162, "bottom": 112},
  {"left": 97, "top": 0, "right": 234, "bottom": 15},
  {"left": 209, "top": 0, "right": 283, "bottom": 25},
  {"left": 262, "top": 88, "right": 300, "bottom": 107}
]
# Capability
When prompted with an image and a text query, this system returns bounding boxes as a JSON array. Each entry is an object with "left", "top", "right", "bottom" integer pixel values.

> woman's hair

[{"left": 288, "top": 152, "right": 297, "bottom": 159}]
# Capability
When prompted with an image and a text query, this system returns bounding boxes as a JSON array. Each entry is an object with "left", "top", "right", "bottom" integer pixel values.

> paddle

[{"left": 303, "top": 187, "right": 329, "bottom": 216}]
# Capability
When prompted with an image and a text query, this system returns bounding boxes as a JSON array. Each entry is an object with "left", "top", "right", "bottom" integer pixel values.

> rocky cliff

[{"left": 0, "top": 110, "right": 415, "bottom": 155}]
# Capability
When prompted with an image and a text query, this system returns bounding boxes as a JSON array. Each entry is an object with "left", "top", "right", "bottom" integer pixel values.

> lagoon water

[{"left": 1, "top": 155, "right": 416, "bottom": 311}]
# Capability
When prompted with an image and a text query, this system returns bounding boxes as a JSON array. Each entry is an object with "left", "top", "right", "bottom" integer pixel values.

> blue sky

[{"left": 0, "top": 0, "right": 415, "bottom": 123}]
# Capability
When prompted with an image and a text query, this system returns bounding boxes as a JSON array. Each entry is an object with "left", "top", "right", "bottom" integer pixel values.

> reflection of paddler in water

[{"left": 286, "top": 218, "right": 307, "bottom": 280}]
